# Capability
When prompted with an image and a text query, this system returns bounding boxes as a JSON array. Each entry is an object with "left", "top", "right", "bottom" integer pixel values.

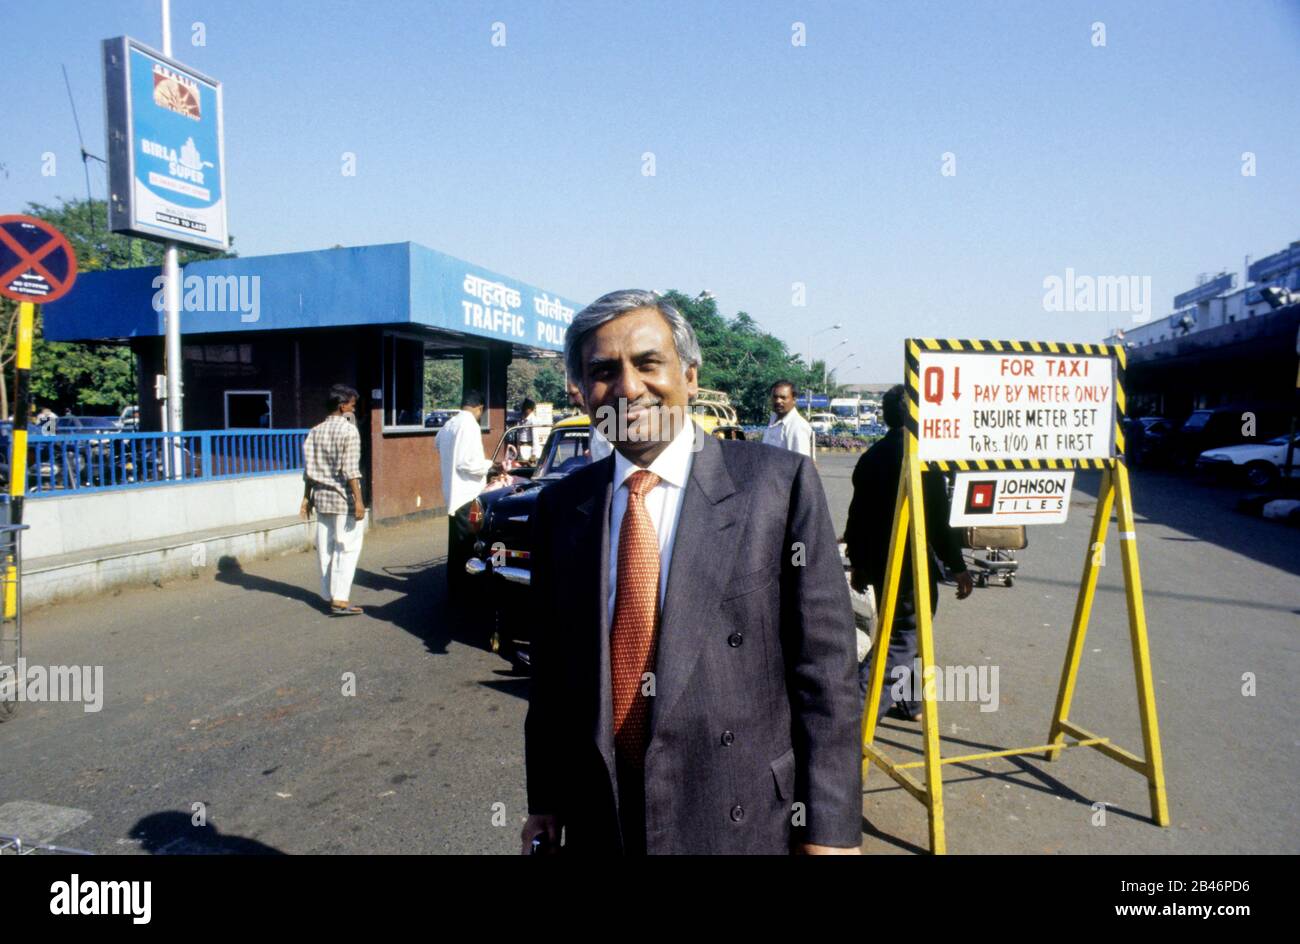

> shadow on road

[
  {"left": 1074, "top": 468, "right": 1300, "bottom": 578},
  {"left": 211, "top": 553, "right": 491, "bottom": 657},
  {"left": 129, "top": 811, "right": 285, "bottom": 855},
  {"left": 352, "top": 558, "right": 499, "bottom": 658},
  {"left": 479, "top": 672, "right": 529, "bottom": 701},
  {"left": 214, "top": 556, "right": 331, "bottom": 612},
  {"left": 861, "top": 724, "right": 1155, "bottom": 852}
]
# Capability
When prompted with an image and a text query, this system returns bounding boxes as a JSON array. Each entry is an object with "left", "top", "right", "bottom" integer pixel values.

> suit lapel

[{"left": 649, "top": 427, "right": 743, "bottom": 741}]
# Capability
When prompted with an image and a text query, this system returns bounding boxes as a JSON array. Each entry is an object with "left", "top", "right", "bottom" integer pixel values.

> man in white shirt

[
  {"left": 435, "top": 390, "right": 494, "bottom": 600},
  {"left": 518, "top": 398, "right": 538, "bottom": 463},
  {"left": 762, "top": 380, "right": 816, "bottom": 459}
]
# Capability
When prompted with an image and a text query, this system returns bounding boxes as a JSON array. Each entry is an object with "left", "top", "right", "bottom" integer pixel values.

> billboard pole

[{"left": 160, "top": 0, "right": 183, "bottom": 477}]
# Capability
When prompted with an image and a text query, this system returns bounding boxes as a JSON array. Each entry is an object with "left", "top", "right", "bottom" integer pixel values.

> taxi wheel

[{"left": 1244, "top": 461, "right": 1277, "bottom": 489}]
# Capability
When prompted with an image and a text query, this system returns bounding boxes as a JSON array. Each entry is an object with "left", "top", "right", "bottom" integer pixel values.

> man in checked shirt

[{"left": 300, "top": 384, "right": 367, "bottom": 616}]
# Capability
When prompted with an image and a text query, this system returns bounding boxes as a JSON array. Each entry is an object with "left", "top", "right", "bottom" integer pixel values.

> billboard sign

[
  {"left": 1247, "top": 244, "right": 1300, "bottom": 284},
  {"left": 908, "top": 343, "right": 1117, "bottom": 464},
  {"left": 796, "top": 394, "right": 831, "bottom": 410},
  {"left": 103, "top": 36, "right": 228, "bottom": 250},
  {"left": 1172, "top": 273, "right": 1234, "bottom": 310}
]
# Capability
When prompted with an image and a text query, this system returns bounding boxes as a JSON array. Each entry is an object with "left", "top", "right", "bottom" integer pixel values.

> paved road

[{"left": 1, "top": 457, "right": 1296, "bottom": 854}]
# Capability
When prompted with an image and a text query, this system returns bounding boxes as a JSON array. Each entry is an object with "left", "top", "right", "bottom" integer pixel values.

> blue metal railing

[{"left": 0, "top": 426, "right": 309, "bottom": 496}]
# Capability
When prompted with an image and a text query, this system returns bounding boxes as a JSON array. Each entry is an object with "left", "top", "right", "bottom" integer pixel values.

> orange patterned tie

[{"left": 611, "top": 469, "right": 662, "bottom": 768}]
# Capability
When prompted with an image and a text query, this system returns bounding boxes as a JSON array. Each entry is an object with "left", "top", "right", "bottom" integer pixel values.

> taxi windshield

[{"left": 538, "top": 428, "right": 593, "bottom": 476}]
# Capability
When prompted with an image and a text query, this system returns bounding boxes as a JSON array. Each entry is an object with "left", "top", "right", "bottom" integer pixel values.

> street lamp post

[
  {"left": 827, "top": 352, "right": 855, "bottom": 394},
  {"left": 823, "top": 340, "right": 847, "bottom": 393},
  {"left": 807, "top": 323, "right": 841, "bottom": 410}
]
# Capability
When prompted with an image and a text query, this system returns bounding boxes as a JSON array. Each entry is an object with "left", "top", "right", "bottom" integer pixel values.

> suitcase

[
  {"left": 963, "top": 526, "right": 1028, "bottom": 551},
  {"left": 962, "top": 527, "right": 1027, "bottom": 587}
]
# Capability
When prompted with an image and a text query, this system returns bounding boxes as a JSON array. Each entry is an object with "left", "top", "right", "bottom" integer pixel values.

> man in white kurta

[
  {"left": 435, "top": 392, "right": 494, "bottom": 599},
  {"left": 762, "top": 380, "right": 816, "bottom": 460}
]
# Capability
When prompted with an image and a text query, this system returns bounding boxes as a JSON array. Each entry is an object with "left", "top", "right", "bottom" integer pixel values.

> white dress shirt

[
  {"left": 762, "top": 407, "right": 815, "bottom": 458},
  {"left": 606, "top": 418, "right": 697, "bottom": 627},
  {"left": 589, "top": 424, "right": 614, "bottom": 462},
  {"left": 435, "top": 409, "right": 494, "bottom": 514}
]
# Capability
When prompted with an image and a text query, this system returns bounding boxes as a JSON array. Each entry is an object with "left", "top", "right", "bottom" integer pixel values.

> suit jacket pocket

[
  {"left": 722, "top": 566, "right": 776, "bottom": 601},
  {"left": 771, "top": 746, "right": 796, "bottom": 801}
]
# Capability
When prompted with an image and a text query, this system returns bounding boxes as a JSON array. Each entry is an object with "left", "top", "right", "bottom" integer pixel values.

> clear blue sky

[{"left": 3, "top": 0, "right": 1298, "bottom": 382}]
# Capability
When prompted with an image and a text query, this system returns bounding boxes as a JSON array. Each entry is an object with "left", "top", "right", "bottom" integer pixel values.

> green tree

[
  {"left": 661, "top": 290, "right": 819, "bottom": 423},
  {"left": 0, "top": 197, "right": 234, "bottom": 418},
  {"left": 506, "top": 357, "right": 567, "bottom": 411},
  {"left": 423, "top": 358, "right": 464, "bottom": 410}
]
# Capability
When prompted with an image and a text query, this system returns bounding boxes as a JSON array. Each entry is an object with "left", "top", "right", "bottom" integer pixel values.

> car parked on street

[
  {"left": 1171, "top": 404, "right": 1287, "bottom": 467},
  {"left": 1196, "top": 434, "right": 1300, "bottom": 487},
  {"left": 1126, "top": 415, "right": 1175, "bottom": 466},
  {"left": 809, "top": 412, "right": 836, "bottom": 435},
  {"left": 457, "top": 414, "right": 593, "bottom": 669}
]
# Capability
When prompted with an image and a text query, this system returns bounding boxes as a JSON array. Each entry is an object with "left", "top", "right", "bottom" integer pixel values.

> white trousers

[{"left": 316, "top": 513, "right": 364, "bottom": 602}]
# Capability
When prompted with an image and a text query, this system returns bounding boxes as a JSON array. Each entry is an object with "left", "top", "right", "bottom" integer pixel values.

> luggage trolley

[{"left": 962, "top": 525, "right": 1027, "bottom": 588}]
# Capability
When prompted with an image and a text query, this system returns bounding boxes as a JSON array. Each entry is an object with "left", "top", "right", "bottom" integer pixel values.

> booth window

[
  {"left": 225, "top": 390, "right": 272, "bottom": 428},
  {"left": 382, "top": 333, "right": 489, "bottom": 431}
]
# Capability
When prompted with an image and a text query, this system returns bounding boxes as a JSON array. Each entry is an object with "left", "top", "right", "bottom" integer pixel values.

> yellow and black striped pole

[{"left": 4, "top": 301, "right": 34, "bottom": 619}]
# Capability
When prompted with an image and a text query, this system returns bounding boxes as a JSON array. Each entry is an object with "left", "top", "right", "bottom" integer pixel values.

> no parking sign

[{"left": 0, "top": 215, "right": 78, "bottom": 303}]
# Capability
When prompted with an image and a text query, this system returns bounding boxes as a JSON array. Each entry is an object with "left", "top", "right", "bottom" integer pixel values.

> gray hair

[{"left": 564, "top": 289, "right": 702, "bottom": 383}]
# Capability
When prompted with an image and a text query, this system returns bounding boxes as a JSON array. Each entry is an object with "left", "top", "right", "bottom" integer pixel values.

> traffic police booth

[{"left": 41, "top": 241, "right": 582, "bottom": 521}]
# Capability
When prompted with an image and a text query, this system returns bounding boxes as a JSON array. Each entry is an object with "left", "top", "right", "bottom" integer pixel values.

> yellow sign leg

[
  {"left": 1044, "top": 467, "right": 1116, "bottom": 760},
  {"left": 1113, "top": 461, "right": 1170, "bottom": 826},
  {"left": 904, "top": 452, "right": 945, "bottom": 854},
  {"left": 861, "top": 467, "right": 910, "bottom": 782}
]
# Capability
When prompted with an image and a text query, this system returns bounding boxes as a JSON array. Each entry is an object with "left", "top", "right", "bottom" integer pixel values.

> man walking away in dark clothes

[{"left": 843, "top": 384, "right": 973, "bottom": 721}]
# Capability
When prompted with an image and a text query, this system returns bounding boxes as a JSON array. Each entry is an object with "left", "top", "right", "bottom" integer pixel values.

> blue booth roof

[{"left": 41, "top": 242, "right": 582, "bottom": 353}]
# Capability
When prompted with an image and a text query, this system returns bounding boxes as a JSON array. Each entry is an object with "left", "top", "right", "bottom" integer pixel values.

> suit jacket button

[
  {"left": 721, "top": 730, "right": 735, "bottom": 746},
  {"left": 730, "top": 804, "right": 745, "bottom": 822},
  {"left": 728, "top": 632, "right": 743, "bottom": 647}
]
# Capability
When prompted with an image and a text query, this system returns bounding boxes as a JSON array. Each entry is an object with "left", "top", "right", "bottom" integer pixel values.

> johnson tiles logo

[{"left": 965, "top": 480, "right": 997, "bottom": 516}]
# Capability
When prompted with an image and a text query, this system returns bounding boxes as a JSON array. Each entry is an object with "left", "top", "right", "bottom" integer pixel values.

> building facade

[{"left": 42, "top": 242, "right": 581, "bottom": 521}]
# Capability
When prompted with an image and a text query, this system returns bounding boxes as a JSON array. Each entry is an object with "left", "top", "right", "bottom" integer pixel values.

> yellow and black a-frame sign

[{"left": 861, "top": 338, "right": 1170, "bottom": 854}]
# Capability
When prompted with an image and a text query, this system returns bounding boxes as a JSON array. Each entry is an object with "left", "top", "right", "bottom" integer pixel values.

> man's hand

[
  {"left": 520, "top": 814, "right": 562, "bottom": 855},
  {"left": 299, "top": 498, "right": 310, "bottom": 520},
  {"left": 954, "top": 570, "right": 974, "bottom": 600},
  {"left": 798, "top": 843, "right": 861, "bottom": 855}
]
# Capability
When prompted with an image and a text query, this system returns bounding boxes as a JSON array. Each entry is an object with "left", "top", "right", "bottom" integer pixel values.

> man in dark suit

[
  {"left": 844, "top": 385, "right": 973, "bottom": 722},
  {"left": 521, "top": 290, "right": 861, "bottom": 855}
]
